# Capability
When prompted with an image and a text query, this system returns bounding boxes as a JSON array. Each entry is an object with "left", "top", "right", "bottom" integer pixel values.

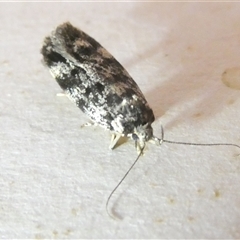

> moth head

[{"left": 131, "top": 123, "right": 153, "bottom": 143}]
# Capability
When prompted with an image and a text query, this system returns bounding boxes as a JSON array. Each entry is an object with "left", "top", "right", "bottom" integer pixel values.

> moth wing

[{"left": 41, "top": 22, "right": 155, "bottom": 135}]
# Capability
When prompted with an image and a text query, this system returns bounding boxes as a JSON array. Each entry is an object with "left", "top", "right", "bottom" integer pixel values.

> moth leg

[
  {"left": 149, "top": 137, "right": 163, "bottom": 146},
  {"left": 150, "top": 126, "right": 164, "bottom": 146},
  {"left": 56, "top": 91, "right": 67, "bottom": 97},
  {"left": 135, "top": 141, "right": 145, "bottom": 155},
  {"left": 80, "top": 121, "right": 96, "bottom": 128},
  {"left": 109, "top": 133, "right": 122, "bottom": 150}
]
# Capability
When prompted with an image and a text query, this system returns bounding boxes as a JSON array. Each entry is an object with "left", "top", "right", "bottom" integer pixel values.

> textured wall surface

[{"left": 0, "top": 2, "right": 240, "bottom": 238}]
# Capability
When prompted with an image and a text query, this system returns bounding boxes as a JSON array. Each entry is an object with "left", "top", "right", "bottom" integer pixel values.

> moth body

[{"left": 41, "top": 22, "right": 156, "bottom": 151}]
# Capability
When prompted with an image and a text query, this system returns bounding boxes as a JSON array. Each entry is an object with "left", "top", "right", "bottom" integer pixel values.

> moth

[{"left": 41, "top": 22, "right": 158, "bottom": 153}]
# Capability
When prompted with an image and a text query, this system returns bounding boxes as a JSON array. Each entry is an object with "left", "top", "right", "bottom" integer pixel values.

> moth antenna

[
  {"left": 153, "top": 125, "right": 240, "bottom": 149},
  {"left": 106, "top": 144, "right": 145, "bottom": 219},
  {"left": 162, "top": 139, "right": 240, "bottom": 149}
]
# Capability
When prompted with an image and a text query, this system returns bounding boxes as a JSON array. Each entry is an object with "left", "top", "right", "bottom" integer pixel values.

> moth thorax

[{"left": 131, "top": 123, "right": 153, "bottom": 143}]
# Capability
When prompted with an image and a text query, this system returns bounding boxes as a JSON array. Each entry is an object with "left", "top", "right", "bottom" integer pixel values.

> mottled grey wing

[{"left": 41, "top": 22, "right": 154, "bottom": 135}]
